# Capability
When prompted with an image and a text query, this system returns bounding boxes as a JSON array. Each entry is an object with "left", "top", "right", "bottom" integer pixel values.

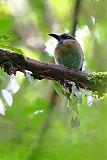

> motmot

[
  {"left": 48, "top": 33, "right": 84, "bottom": 70},
  {"left": 48, "top": 33, "right": 84, "bottom": 92}
]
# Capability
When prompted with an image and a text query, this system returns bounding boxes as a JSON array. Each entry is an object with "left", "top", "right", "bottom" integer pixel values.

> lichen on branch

[{"left": 88, "top": 72, "right": 107, "bottom": 97}]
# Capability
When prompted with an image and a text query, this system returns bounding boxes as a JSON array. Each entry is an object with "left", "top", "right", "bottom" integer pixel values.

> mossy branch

[{"left": 0, "top": 48, "right": 107, "bottom": 97}]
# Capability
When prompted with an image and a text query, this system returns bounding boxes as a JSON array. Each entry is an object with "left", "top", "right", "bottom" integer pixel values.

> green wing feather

[{"left": 59, "top": 48, "right": 81, "bottom": 69}]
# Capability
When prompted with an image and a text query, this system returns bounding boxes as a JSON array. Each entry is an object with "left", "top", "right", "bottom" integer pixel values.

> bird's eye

[
  {"left": 66, "top": 36, "right": 75, "bottom": 40},
  {"left": 67, "top": 36, "right": 71, "bottom": 38},
  {"left": 66, "top": 36, "right": 71, "bottom": 39}
]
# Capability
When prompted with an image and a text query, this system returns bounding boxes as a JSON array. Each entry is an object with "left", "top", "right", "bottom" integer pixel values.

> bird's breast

[{"left": 54, "top": 40, "right": 84, "bottom": 70}]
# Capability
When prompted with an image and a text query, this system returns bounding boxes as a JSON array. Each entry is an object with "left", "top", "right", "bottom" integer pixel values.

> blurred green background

[{"left": 0, "top": 0, "right": 107, "bottom": 159}]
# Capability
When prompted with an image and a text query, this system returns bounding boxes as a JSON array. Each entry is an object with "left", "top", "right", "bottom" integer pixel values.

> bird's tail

[
  {"left": 61, "top": 81, "right": 81, "bottom": 103},
  {"left": 63, "top": 82, "right": 72, "bottom": 93}
]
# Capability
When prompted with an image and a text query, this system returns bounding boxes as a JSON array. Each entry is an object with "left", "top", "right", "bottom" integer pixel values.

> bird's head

[{"left": 48, "top": 33, "right": 76, "bottom": 42}]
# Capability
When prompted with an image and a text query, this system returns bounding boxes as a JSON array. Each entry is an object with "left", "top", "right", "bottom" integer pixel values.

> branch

[
  {"left": 72, "top": 0, "right": 81, "bottom": 36},
  {"left": 0, "top": 48, "right": 107, "bottom": 97}
]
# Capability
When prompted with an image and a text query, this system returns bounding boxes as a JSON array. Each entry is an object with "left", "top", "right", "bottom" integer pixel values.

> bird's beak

[{"left": 48, "top": 33, "right": 61, "bottom": 41}]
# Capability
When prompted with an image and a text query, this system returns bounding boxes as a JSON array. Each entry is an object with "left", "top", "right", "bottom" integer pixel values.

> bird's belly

[{"left": 57, "top": 51, "right": 82, "bottom": 69}]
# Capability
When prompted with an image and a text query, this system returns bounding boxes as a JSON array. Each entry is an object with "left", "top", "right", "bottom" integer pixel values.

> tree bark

[{"left": 0, "top": 48, "right": 107, "bottom": 96}]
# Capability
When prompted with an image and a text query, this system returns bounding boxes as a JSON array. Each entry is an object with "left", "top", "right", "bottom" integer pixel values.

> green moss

[
  {"left": 88, "top": 72, "right": 107, "bottom": 98},
  {"left": 0, "top": 45, "right": 25, "bottom": 56}
]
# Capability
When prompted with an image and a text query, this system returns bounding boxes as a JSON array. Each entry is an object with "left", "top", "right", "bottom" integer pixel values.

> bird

[
  {"left": 48, "top": 33, "right": 84, "bottom": 93},
  {"left": 48, "top": 33, "right": 84, "bottom": 71}
]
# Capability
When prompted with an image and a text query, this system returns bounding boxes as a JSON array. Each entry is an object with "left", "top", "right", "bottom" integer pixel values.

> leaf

[
  {"left": 73, "top": 86, "right": 82, "bottom": 104},
  {"left": 0, "top": 68, "right": 5, "bottom": 76},
  {"left": 53, "top": 81, "right": 65, "bottom": 97},
  {"left": 0, "top": 76, "right": 7, "bottom": 89},
  {"left": 70, "top": 81, "right": 82, "bottom": 104},
  {"left": 0, "top": 98, "right": 5, "bottom": 115},
  {"left": 25, "top": 70, "right": 35, "bottom": 84},
  {"left": 6, "top": 74, "right": 20, "bottom": 94},
  {"left": 67, "top": 94, "right": 79, "bottom": 114},
  {"left": 0, "top": 70, "right": 9, "bottom": 89},
  {"left": 0, "top": 34, "right": 25, "bottom": 56},
  {"left": 70, "top": 116, "right": 80, "bottom": 128},
  {"left": 53, "top": 81, "right": 72, "bottom": 101},
  {"left": 1, "top": 89, "right": 13, "bottom": 107},
  {"left": 0, "top": 45, "right": 25, "bottom": 56},
  {"left": 0, "top": 35, "right": 12, "bottom": 45}
]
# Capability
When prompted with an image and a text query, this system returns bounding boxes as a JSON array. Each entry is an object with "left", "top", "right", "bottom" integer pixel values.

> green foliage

[
  {"left": 0, "top": 34, "right": 12, "bottom": 45},
  {"left": 0, "top": 45, "right": 25, "bottom": 56},
  {"left": 53, "top": 81, "right": 65, "bottom": 97},
  {"left": 67, "top": 95, "right": 79, "bottom": 114},
  {"left": 0, "top": 69, "right": 9, "bottom": 89},
  {"left": 54, "top": 81, "right": 81, "bottom": 117},
  {"left": 0, "top": 34, "right": 25, "bottom": 55},
  {"left": 0, "top": 0, "right": 107, "bottom": 160},
  {"left": 70, "top": 116, "right": 80, "bottom": 128},
  {"left": 53, "top": 81, "right": 71, "bottom": 99},
  {"left": 88, "top": 72, "right": 107, "bottom": 98}
]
